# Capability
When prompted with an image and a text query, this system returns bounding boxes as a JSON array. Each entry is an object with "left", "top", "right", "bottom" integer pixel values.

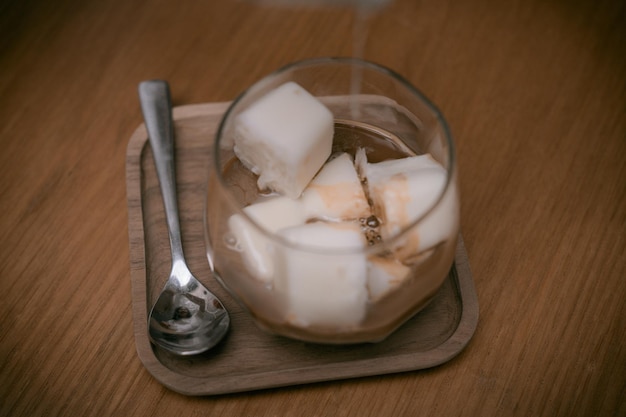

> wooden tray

[{"left": 126, "top": 102, "right": 479, "bottom": 396}]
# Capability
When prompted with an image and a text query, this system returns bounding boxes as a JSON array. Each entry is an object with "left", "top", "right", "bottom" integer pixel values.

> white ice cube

[
  {"left": 413, "top": 178, "right": 459, "bottom": 255},
  {"left": 228, "top": 196, "right": 306, "bottom": 282},
  {"left": 355, "top": 148, "right": 441, "bottom": 182},
  {"left": 366, "top": 256, "right": 411, "bottom": 301},
  {"left": 300, "top": 152, "right": 371, "bottom": 221},
  {"left": 372, "top": 167, "right": 447, "bottom": 237},
  {"left": 275, "top": 222, "right": 368, "bottom": 327},
  {"left": 358, "top": 150, "right": 459, "bottom": 260},
  {"left": 233, "top": 82, "right": 334, "bottom": 198}
]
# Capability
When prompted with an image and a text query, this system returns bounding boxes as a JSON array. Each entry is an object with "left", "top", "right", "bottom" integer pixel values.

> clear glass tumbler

[{"left": 205, "top": 57, "right": 459, "bottom": 344}]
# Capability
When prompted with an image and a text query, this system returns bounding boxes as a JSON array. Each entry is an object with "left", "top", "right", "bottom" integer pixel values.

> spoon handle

[{"left": 138, "top": 80, "right": 185, "bottom": 264}]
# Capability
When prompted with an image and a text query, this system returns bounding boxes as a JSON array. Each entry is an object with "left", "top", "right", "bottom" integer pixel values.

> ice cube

[
  {"left": 274, "top": 222, "right": 368, "bottom": 327},
  {"left": 228, "top": 196, "right": 306, "bottom": 282},
  {"left": 358, "top": 149, "right": 459, "bottom": 260},
  {"left": 366, "top": 256, "right": 411, "bottom": 301},
  {"left": 233, "top": 82, "right": 334, "bottom": 198},
  {"left": 300, "top": 152, "right": 371, "bottom": 221},
  {"left": 355, "top": 148, "right": 441, "bottom": 181}
]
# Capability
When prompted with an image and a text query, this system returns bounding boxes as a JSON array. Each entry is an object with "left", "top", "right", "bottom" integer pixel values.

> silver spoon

[{"left": 139, "top": 79, "right": 230, "bottom": 355}]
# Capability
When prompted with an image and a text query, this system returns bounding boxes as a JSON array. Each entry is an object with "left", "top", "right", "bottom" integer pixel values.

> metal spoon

[{"left": 139, "top": 80, "right": 230, "bottom": 356}]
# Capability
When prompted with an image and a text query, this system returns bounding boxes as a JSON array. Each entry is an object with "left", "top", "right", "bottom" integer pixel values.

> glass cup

[{"left": 205, "top": 57, "right": 459, "bottom": 344}]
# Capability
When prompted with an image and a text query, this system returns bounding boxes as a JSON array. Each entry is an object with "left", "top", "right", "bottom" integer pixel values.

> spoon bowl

[{"left": 139, "top": 79, "right": 230, "bottom": 356}]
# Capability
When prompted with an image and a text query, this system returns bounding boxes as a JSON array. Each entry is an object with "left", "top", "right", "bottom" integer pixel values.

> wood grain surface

[{"left": 1, "top": 0, "right": 624, "bottom": 415}]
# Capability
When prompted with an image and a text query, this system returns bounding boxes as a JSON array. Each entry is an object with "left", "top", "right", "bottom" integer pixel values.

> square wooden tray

[{"left": 125, "top": 102, "right": 479, "bottom": 396}]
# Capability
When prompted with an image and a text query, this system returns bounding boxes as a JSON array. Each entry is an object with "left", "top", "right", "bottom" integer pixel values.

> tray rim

[{"left": 125, "top": 102, "right": 479, "bottom": 396}]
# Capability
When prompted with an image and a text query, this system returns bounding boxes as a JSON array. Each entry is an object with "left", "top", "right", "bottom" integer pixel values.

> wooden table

[{"left": 1, "top": 0, "right": 624, "bottom": 415}]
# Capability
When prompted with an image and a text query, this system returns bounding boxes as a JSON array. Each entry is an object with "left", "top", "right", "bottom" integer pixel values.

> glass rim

[{"left": 210, "top": 56, "right": 456, "bottom": 255}]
